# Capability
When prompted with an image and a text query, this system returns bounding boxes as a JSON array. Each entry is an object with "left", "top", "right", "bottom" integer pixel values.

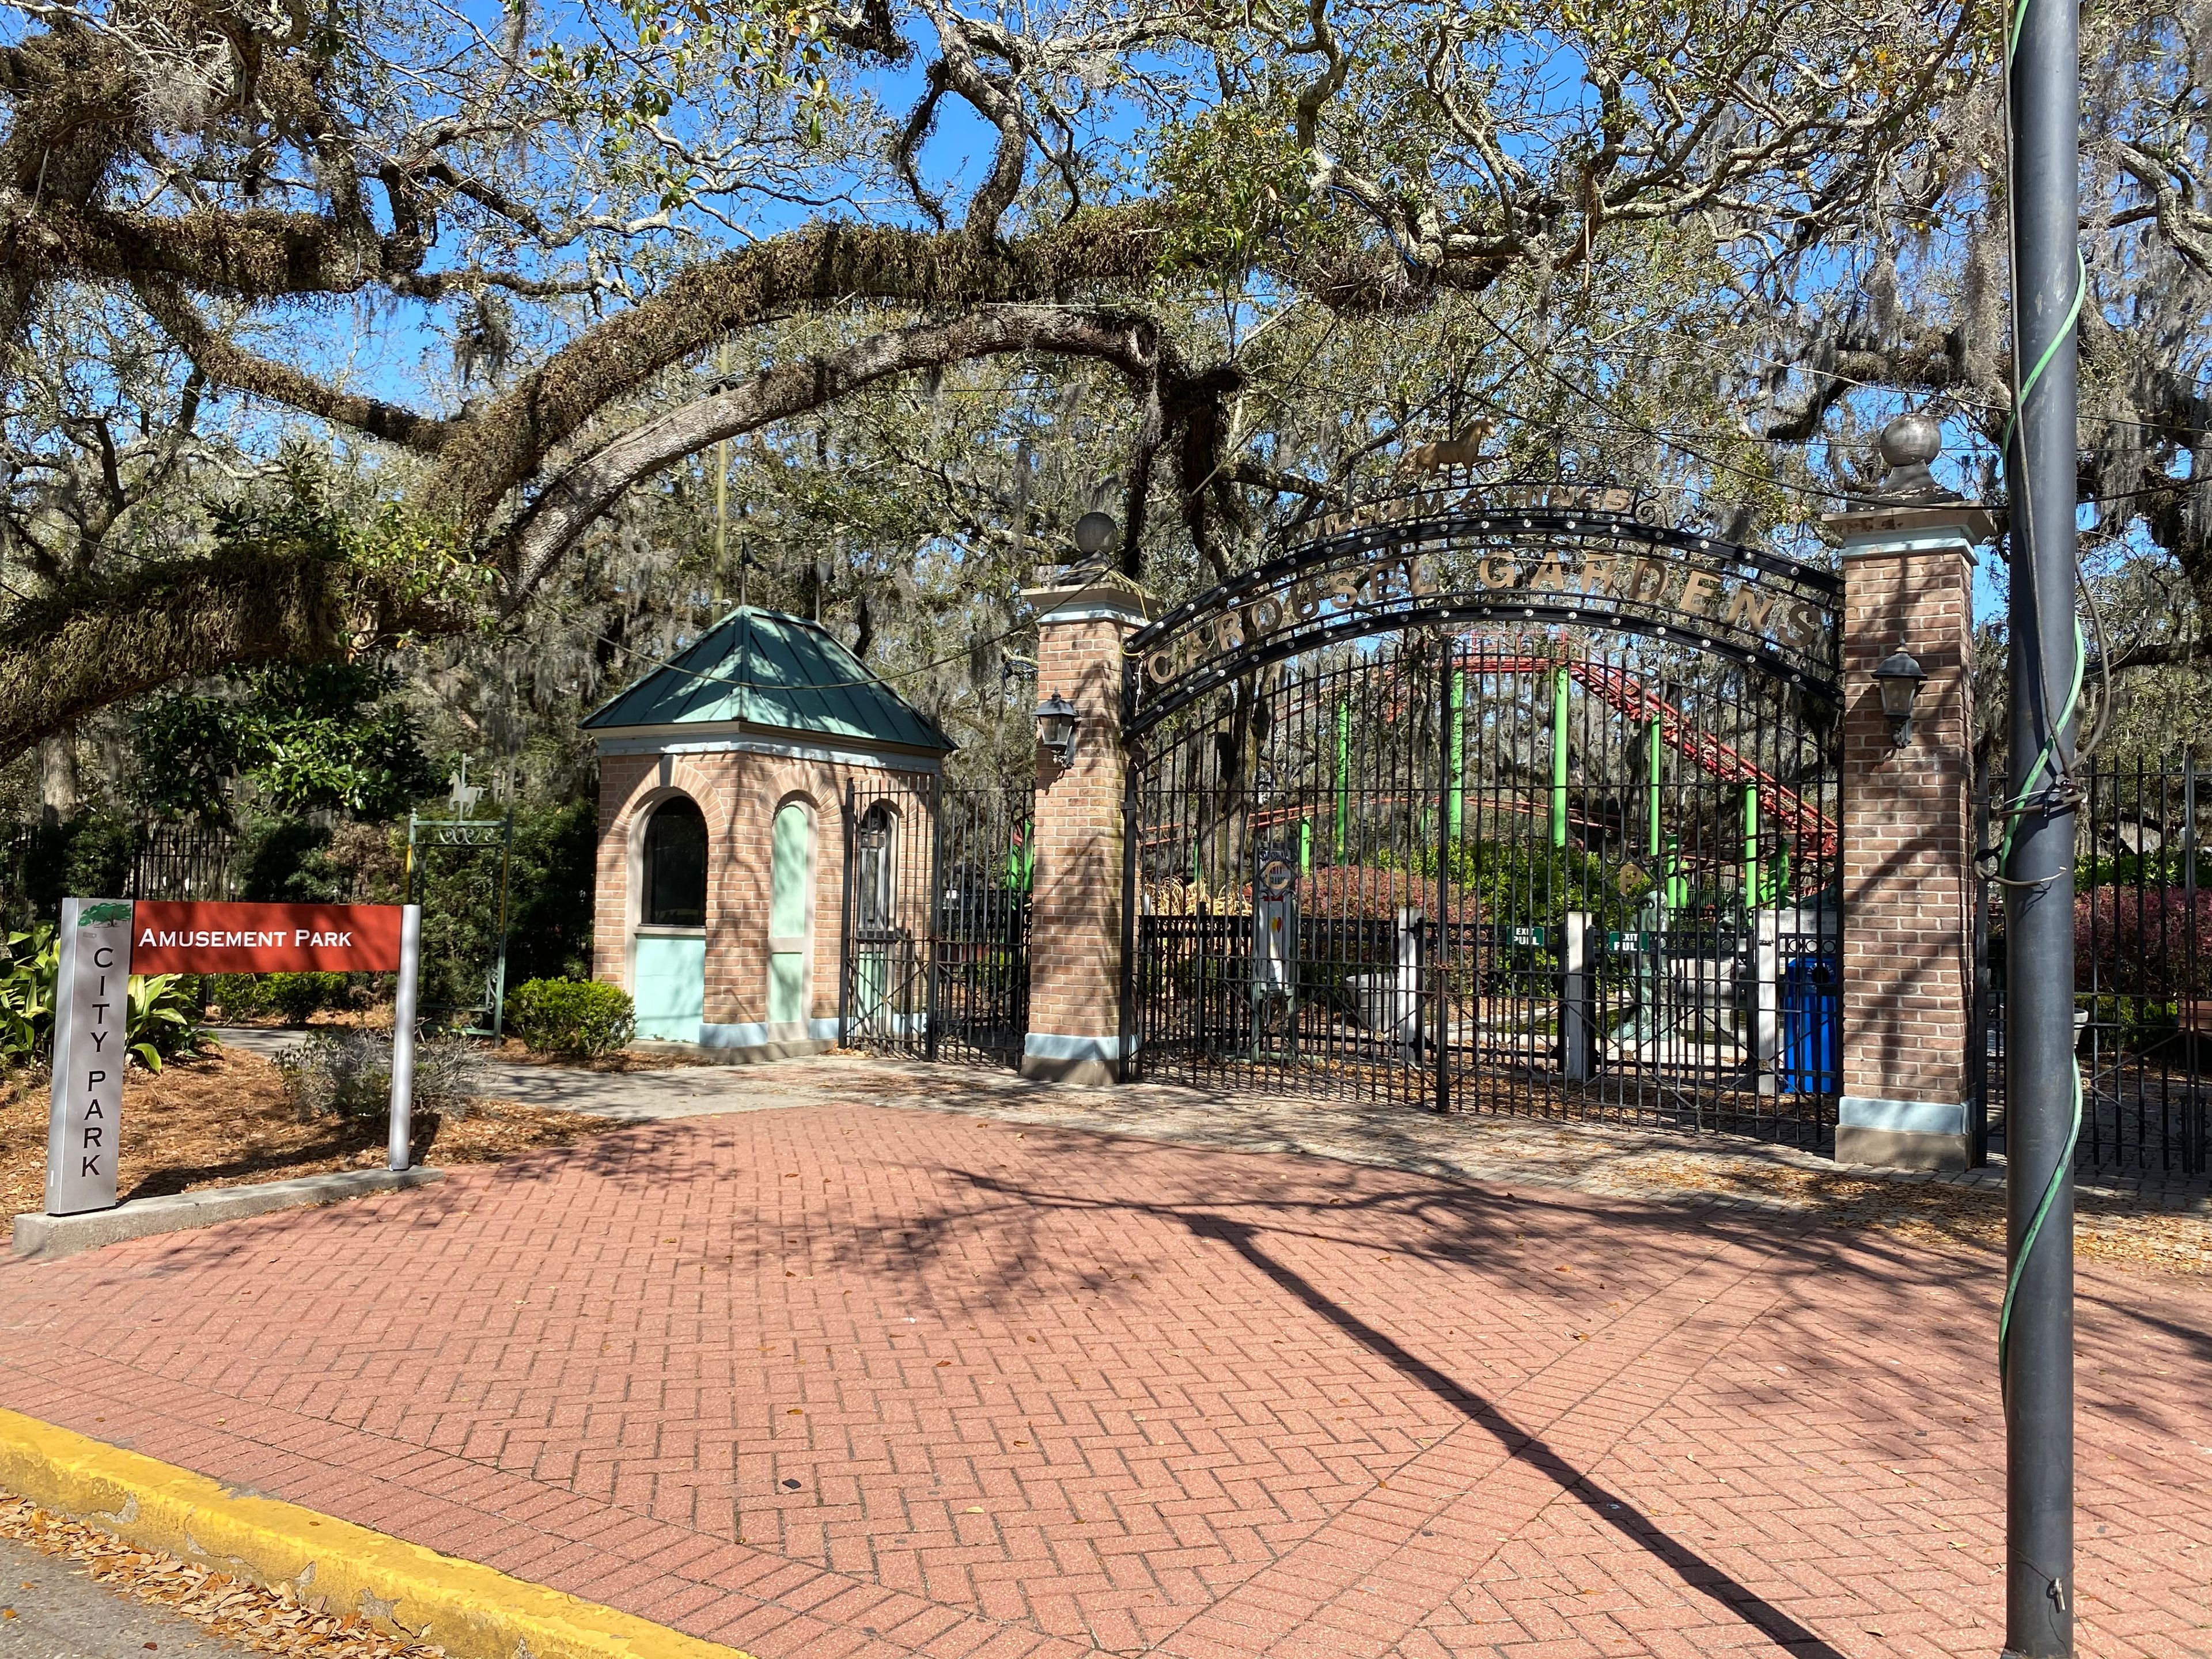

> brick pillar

[
  {"left": 1020, "top": 579, "right": 1155, "bottom": 1085},
  {"left": 1825, "top": 500, "right": 1993, "bottom": 1170}
]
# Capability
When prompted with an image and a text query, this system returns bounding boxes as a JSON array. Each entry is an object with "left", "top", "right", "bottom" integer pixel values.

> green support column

[
  {"left": 1334, "top": 698, "right": 1351, "bottom": 861},
  {"left": 1646, "top": 717, "right": 1662, "bottom": 861},
  {"left": 1551, "top": 666, "right": 1570, "bottom": 850},
  {"left": 1299, "top": 816, "right": 1312, "bottom": 874},
  {"left": 1449, "top": 669, "right": 1465, "bottom": 843},
  {"left": 1743, "top": 784, "right": 1760, "bottom": 909}
]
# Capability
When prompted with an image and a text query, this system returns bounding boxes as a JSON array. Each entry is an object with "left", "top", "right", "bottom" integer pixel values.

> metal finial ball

[
  {"left": 1072, "top": 511, "right": 1119, "bottom": 559},
  {"left": 1877, "top": 412, "right": 1942, "bottom": 471}
]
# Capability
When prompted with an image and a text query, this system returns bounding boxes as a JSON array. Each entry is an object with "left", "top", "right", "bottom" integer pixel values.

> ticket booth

[{"left": 582, "top": 607, "right": 954, "bottom": 1059}]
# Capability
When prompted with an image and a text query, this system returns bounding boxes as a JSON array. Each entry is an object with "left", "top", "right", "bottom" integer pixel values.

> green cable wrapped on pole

[{"left": 2000, "top": 0, "right": 2086, "bottom": 1645}]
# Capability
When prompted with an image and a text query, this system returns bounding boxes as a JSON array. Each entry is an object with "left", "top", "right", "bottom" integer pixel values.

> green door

[
  {"left": 768, "top": 803, "right": 812, "bottom": 1025},
  {"left": 634, "top": 932, "right": 705, "bottom": 1040}
]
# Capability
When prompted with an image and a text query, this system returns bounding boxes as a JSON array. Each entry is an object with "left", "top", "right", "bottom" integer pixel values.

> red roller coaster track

[
  {"left": 1143, "top": 649, "right": 1838, "bottom": 861},
  {"left": 1467, "top": 652, "right": 1838, "bottom": 861}
]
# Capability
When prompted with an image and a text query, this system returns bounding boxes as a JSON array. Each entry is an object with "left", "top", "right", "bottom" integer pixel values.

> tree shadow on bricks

[
  {"left": 899, "top": 1160, "right": 1859, "bottom": 1655},
  {"left": 1196, "top": 1210, "right": 1851, "bottom": 1658}
]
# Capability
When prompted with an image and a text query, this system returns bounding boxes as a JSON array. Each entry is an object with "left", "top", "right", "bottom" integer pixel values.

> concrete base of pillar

[
  {"left": 1020, "top": 1033, "right": 1126, "bottom": 1088},
  {"left": 1834, "top": 1124, "right": 1971, "bottom": 1173},
  {"left": 1019, "top": 1053, "right": 1118, "bottom": 1086},
  {"left": 1835, "top": 1095, "right": 1971, "bottom": 1172}
]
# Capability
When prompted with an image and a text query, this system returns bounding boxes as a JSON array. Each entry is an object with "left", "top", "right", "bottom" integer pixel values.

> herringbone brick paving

[{"left": 1, "top": 1096, "right": 2207, "bottom": 1658}]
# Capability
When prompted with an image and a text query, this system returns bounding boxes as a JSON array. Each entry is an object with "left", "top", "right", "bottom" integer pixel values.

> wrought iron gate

[
  {"left": 1981, "top": 753, "right": 2212, "bottom": 1174},
  {"left": 840, "top": 777, "right": 1031, "bottom": 1067},
  {"left": 1123, "top": 480, "right": 1843, "bottom": 1142}
]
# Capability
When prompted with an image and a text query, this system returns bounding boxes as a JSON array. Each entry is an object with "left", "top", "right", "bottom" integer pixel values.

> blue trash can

[{"left": 1780, "top": 955, "right": 1838, "bottom": 1094}]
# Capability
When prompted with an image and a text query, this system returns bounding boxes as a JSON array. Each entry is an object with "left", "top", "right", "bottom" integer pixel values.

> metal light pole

[{"left": 2002, "top": 0, "right": 2081, "bottom": 1646}]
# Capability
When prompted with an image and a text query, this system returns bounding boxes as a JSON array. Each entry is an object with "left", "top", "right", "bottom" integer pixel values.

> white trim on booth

[
  {"left": 703, "top": 1019, "right": 842, "bottom": 1048},
  {"left": 596, "top": 731, "right": 943, "bottom": 773}
]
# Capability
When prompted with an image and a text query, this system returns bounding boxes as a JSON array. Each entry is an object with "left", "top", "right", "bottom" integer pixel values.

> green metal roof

[{"left": 581, "top": 608, "right": 956, "bottom": 755}]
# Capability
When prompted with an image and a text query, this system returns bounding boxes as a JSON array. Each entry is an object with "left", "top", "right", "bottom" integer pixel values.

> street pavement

[
  {"left": 0, "top": 1536, "right": 246, "bottom": 1659},
  {"left": 2, "top": 1073, "right": 2208, "bottom": 1659}
]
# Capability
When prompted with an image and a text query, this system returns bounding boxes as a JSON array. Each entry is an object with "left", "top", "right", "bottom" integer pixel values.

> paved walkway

[
  {"left": 214, "top": 1029, "right": 820, "bottom": 1122},
  {"left": 3, "top": 1071, "right": 2209, "bottom": 1659}
]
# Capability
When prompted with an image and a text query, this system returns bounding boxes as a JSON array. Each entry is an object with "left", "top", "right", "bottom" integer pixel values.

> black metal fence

[
  {"left": 1127, "top": 633, "right": 1842, "bottom": 1143},
  {"left": 130, "top": 823, "right": 241, "bottom": 901},
  {"left": 1986, "top": 754, "right": 2212, "bottom": 1175},
  {"left": 839, "top": 779, "right": 1031, "bottom": 1068},
  {"left": 0, "top": 819, "right": 245, "bottom": 920}
]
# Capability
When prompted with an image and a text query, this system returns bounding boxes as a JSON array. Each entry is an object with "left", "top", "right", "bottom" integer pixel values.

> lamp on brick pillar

[
  {"left": 1018, "top": 513, "right": 1157, "bottom": 1085},
  {"left": 1823, "top": 414, "right": 1997, "bottom": 1172}
]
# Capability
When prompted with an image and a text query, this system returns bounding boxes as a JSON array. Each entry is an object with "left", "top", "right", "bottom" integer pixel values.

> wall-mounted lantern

[
  {"left": 1036, "top": 691, "right": 1079, "bottom": 765},
  {"left": 1873, "top": 649, "right": 1928, "bottom": 748}
]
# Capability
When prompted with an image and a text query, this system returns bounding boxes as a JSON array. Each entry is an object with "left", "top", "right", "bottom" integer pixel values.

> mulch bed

[
  {"left": 1633, "top": 1149, "right": 2212, "bottom": 1276},
  {"left": 1, "top": 1047, "right": 619, "bottom": 1222},
  {"left": 482, "top": 1037, "right": 715, "bottom": 1073},
  {"left": 0, "top": 1492, "right": 447, "bottom": 1659}
]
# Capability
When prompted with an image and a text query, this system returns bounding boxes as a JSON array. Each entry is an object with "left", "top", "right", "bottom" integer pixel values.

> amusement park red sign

[{"left": 129, "top": 902, "right": 407, "bottom": 974}]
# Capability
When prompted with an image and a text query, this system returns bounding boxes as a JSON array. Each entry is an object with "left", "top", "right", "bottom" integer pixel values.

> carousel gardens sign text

[{"left": 1130, "top": 484, "right": 1841, "bottom": 718}]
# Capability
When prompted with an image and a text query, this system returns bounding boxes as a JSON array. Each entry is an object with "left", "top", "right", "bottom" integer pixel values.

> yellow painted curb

[{"left": 0, "top": 1407, "right": 756, "bottom": 1659}]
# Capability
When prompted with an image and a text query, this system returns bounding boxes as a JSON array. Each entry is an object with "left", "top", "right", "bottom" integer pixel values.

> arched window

[{"left": 643, "top": 797, "right": 709, "bottom": 927}]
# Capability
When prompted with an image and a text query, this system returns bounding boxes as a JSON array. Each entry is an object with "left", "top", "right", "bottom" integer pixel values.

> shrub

[
  {"left": 2074, "top": 888, "right": 2212, "bottom": 998},
  {"left": 264, "top": 970, "right": 351, "bottom": 1024},
  {"left": 0, "top": 924, "right": 56, "bottom": 1063},
  {"left": 506, "top": 977, "right": 634, "bottom": 1058},
  {"left": 204, "top": 974, "right": 264, "bottom": 1018},
  {"left": 0, "top": 928, "right": 204, "bottom": 1070},
  {"left": 126, "top": 972, "right": 212, "bottom": 1072},
  {"left": 277, "top": 1028, "right": 483, "bottom": 1120}
]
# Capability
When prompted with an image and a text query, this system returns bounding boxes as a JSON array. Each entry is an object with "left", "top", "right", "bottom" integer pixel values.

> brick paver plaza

[{"left": 3, "top": 1084, "right": 2208, "bottom": 1658}]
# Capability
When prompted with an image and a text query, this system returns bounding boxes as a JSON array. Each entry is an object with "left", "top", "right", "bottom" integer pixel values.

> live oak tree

[{"left": 0, "top": 0, "right": 2001, "bottom": 758}]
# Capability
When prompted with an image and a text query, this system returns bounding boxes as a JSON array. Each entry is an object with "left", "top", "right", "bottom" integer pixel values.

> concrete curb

[
  {"left": 11, "top": 1168, "right": 447, "bottom": 1260},
  {"left": 0, "top": 1407, "right": 756, "bottom": 1659}
]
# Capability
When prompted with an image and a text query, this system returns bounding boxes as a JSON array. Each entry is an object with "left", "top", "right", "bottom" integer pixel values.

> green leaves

[
  {"left": 0, "top": 926, "right": 57, "bottom": 1065},
  {"left": 1152, "top": 98, "right": 1324, "bottom": 274},
  {"left": 505, "top": 976, "right": 637, "bottom": 1056},
  {"left": 531, "top": 0, "right": 849, "bottom": 203},
  {"left": 125, "top": 973, "right": 211, "bottom": 1074},
  {"left": 0, "top": 933, "right": 206, "bottom": 1070},
  {"left": 134, "top": 662, "right": 439, "bottom": 824}
]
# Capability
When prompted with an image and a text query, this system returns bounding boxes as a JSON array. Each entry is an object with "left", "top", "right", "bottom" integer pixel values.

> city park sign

[
  {"left": 1124, "top": 481, "right": 1842, "bottom": 731},
  {"left": 46, "top": 898, "right": 424, "bottom": 1218}
]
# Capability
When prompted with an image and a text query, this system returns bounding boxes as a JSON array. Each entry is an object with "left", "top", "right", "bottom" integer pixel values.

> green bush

[
  {"left": 204, "top": 974, "right": 264, "bottom": 1018},
  {"left": 276, "top": 1028, "right": 482, "bottom": 1120},
  {"left": 1, "top": 814, "right": 135, "bottom": 925},
  {"left": 0, "top": 924, "right": 56, "bottom": 1062},
  {"left": 126, "top": 973, "right": 213, "bottom": 1071},
  {"left": 264, "top": 970, "right": 351, "bottom": 1024},
  {"left": 506, "top": 977, "right": 634, "bottom": 1058},
  {"left": 0, "top": 926, "right": 207, "bottom": 1070}
]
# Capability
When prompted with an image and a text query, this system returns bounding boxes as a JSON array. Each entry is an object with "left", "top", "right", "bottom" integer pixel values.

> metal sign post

[
  {"left": 45, "top": 899, "right": 133, "bottom": 1217},
  {"left": 388, "top": 903, "right": 423, "bottom": 1172}
]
